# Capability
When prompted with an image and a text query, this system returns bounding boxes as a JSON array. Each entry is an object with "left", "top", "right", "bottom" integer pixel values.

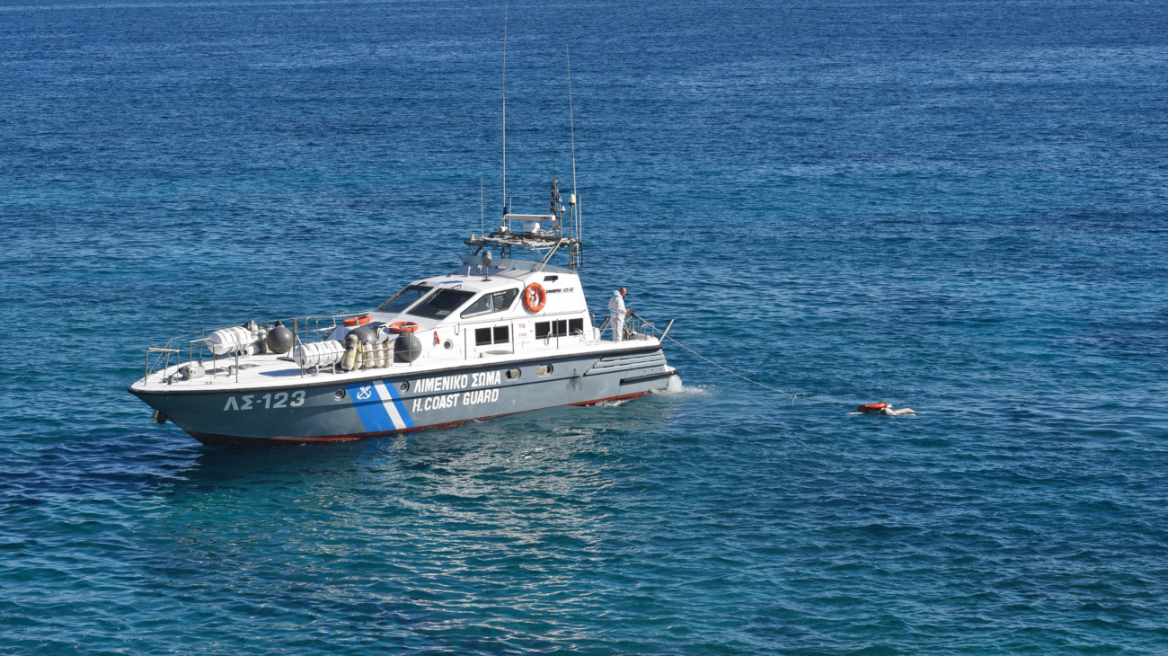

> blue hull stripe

[
  {"left": 383, "top": 381, "right": 415, "bottom": 428},
  {"left": 347, "top": 383, "right": 394, "bottom": 432},
  {"left": 347, "top": 381, "right": 414, "bottom": 433}
]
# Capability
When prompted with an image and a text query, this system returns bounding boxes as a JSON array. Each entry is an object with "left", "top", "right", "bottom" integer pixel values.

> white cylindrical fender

[
  {"left": 341, "top": 335, "right": 359, "bottom": 371},
  {"left": 293, "top": 340, "right": 345, "bottom": 368},
  {"left": 206, "top": 326, "right": 258, "bottom": 356}
]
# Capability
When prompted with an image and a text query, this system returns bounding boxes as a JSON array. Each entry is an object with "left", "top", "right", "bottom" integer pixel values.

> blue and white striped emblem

[{"left": 347, "top": 380, "right": 414, "bottom": 433}]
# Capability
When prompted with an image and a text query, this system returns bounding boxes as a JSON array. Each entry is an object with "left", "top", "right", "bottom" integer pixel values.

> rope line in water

[{"left": 660, "top": 333, "right": 845, "bottom": 407}]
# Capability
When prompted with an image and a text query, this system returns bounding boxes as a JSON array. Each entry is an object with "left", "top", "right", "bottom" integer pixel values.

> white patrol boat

[{"left": 129, "top": 178, "right": 678, "bottom": 446}]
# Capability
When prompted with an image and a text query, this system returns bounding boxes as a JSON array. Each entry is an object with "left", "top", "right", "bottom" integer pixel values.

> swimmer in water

[{"left": 856, "top": 402, "right": 915, "bottom": 416}]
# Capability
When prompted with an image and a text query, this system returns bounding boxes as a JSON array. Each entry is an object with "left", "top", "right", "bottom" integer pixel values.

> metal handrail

[
  {"left": 591, "top": 311, "right": 663, "bottom": 343},
  {"left": 144, "top": 347, "right": 181, "bottom": 383},
  {"left": 140, "top": 309, "right": 377, "bottom": 382},
  {"left": 141, "top": 308, "right": 675, "bottom": 384}
]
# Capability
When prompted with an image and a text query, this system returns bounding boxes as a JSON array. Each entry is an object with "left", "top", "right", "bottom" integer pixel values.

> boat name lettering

[
  {"left": 414, "top": 371, "right": 501, "bottom": 394},
  {"left": 463, "top": 388, "right": 500, "bottom": 406},
  {"left": 414, "top": 393, "right": 461, "bottom": 412},
  {"left": 223, "top": 390, "right": 306, "bottom": 411},
  {"left": 543, "top": 287, "right": 574, "bottom": 294},
  {"left": 410, "top": 388, "right": 500, "bottom": 413}
]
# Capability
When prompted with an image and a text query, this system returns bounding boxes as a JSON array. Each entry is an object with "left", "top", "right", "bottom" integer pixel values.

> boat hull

[{"left": 130, "top": 347, "right": 674, "bottom": 446}]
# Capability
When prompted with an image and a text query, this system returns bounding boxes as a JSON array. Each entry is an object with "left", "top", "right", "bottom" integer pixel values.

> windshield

[
  {"left": 407, "top": 288, "right": 476, "bottom": 320},
  {"left": 461, "top": 288, "right": 520, "bottom": 318},
  {"left": 376, "top": 284, "right": 432, "bottom": 314}
]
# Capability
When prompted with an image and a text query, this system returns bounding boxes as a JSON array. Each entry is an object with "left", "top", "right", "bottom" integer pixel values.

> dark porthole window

[
  {"left": 477, "top": 326, "right": 510, "bottom": 346},
  {"left": 537, "top": 364, "right": 553, "bottom": 376},
  {"left": 475, "top": 327, "right": 492, "bottom": 346},
  {"left": 505, "top": 368, "right": 521, "bottom": 380},
  {"left": 534, "top": 320, "right": 570, "bottom": 339},
  {"left": 493, "top": 325, "right": 509, "bottom": 344}
]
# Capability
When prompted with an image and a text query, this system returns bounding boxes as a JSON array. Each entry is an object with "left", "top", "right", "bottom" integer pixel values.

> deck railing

[
  {"left": 593, "top": 310, "right": 677, "bottom": 343},
  {"left": 142, "top": 309, "right": 674, "bottom": 385},
  {"left": 140, "top": 310, "right": 374, "bottom": 385}
]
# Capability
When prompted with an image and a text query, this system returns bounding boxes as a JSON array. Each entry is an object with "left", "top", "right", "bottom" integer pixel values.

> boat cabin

[{"left": 328, "top": 259, "right": 595, "bottom": 363}]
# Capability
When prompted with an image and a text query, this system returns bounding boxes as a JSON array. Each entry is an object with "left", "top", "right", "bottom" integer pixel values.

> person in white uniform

[{"left": 608, "top": 287, "right": 630, "bottom": 342}]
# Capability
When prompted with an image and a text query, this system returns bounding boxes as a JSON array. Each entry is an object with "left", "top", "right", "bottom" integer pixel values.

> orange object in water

[
  {"left": 857, "top": 402, "right": 888, "bottom": 414},
  {"left": 343, "top": 315, "right": 372, "bottom": 327}
]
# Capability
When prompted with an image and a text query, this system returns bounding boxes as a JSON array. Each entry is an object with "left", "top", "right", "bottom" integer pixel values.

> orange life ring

[
  {"left": 433, "top": 330, "right": 440, "bottom": 345},
  {"left": 522, "top": 282, "right": 547, "bottom": 313},
  {"left": 857, "top": 402, "right": 888, "bottom": 414},
  {"left": 388, "top": 321, "right": 419, "bottom": 334},
  {"left": 343, "top": 315, "right": 372, "bottom": 327}
]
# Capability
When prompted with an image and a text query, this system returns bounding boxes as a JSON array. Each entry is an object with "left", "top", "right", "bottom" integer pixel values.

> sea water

[{"left": 2, "top": 0, "right": 1167, "bottom": 653}]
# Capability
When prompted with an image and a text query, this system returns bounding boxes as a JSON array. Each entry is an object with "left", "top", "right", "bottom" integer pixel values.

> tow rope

[
  {"left": 661, "top": 334, "right": 814, "bottom": 405},
  {"left": 653, "top": 325, "right": 914, "bottom": 414}
]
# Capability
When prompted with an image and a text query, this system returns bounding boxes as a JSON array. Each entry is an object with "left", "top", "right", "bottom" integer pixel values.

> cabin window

[
  {"left": 475, "top": 328, "right": 491, "bottom": 346},
  {"left": 460, "top": 288, "right": 520, "bottom": 318},
  {"left": 537, "top": 364, "right": 553, "bottom": 376},
  {"left": 408, "top": 288, "right": 475, "bottom": 320},
  {"left": 463, "top": 295, "right": 492, "bottom": 318},
  {"left": 535, "top": 320, "right": 570, "bottom": 338},
  {"left": 493, "top": 325, "right": 510, "bottom": 344},
  {"left": 376, "top": 284, "right": 431, "bottom": 313},
  {"left": 505, "top": 368, "right": 521, "bottom": 380},
  {"left": 569, "top": 318, "right": 584, "bottom": 335},
  {"left": 476, "top": 326, "right": 510, "bottom": 346},
  {"left": 492, "top": 289, "right": 519, "bottom": 311}
]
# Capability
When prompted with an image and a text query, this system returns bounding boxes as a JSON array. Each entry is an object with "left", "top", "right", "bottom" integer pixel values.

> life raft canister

[
  {"left": 343, "top": 315, "right": 372, "bottom": 327},
  {"left": 523, "top": 282, "right": 547, "bottom": 313},
  {"left": 388, "top": 321, "right": 420, "bottom": 334},
  {"left": 857, "top": 402, "right": 888, "bottom": 414}
]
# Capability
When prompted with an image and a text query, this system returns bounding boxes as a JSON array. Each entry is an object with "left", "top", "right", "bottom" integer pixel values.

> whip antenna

[
  {"left": 567, "top": 44, "right": 579, "bottom": 243},
  {"left": 501, "top": 0, "right": 508, "bottom": 214}
]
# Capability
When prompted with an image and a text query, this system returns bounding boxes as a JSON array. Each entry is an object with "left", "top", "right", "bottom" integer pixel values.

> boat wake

[{"left": 652, "top": 374, "right": 708, "bottom": 397}]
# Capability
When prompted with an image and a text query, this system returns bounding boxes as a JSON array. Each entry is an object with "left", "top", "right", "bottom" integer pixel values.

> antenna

[
  {"left": 480, "top": 178, "right": 485, "bottom": 235},
  {"left": 501, "top": 0, "right": 508, "bottom": 215},
  {"left": 567, "top": 44, "right": 579, "bottom": 243}
]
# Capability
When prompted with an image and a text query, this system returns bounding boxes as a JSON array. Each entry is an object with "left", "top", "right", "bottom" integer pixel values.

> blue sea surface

[{"left": 3, "top": 0, "right": 1168, "bottom": 653}]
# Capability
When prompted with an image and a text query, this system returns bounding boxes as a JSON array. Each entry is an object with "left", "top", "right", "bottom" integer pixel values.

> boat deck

[{"left": 131, "top": 333, "right": 661, "bottom": 393}]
